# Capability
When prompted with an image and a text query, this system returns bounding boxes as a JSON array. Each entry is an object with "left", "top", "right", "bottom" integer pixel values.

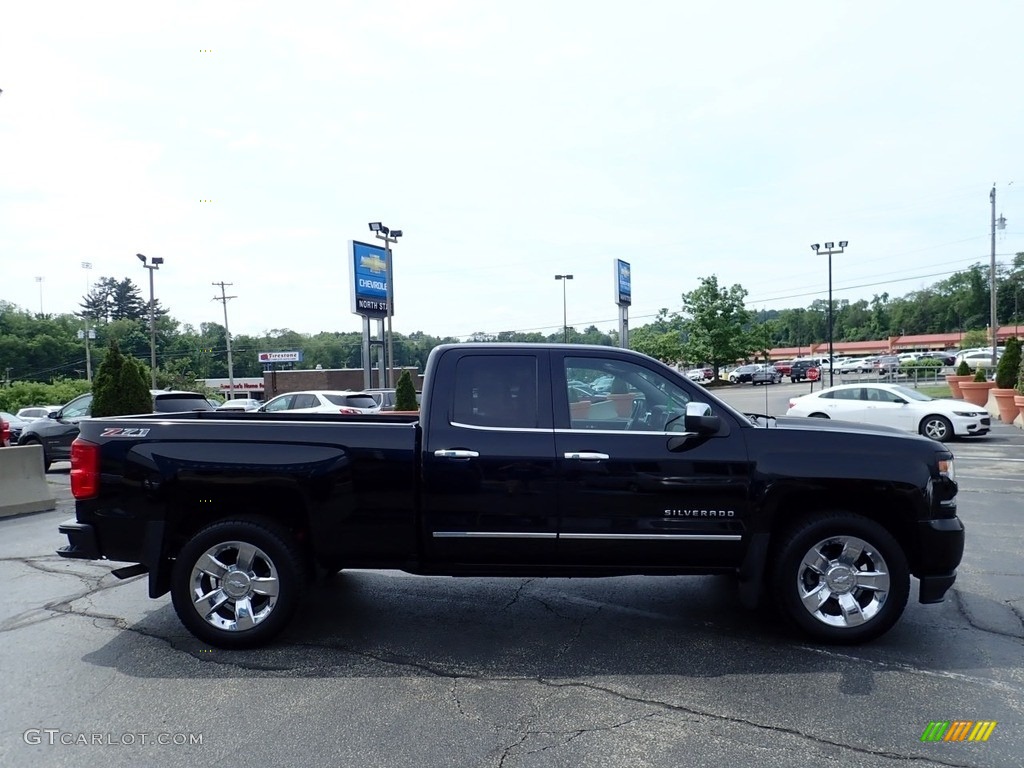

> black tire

[
  {"left": 808, "top": 412, "right": 830, "bottom": 419},
  {"left": 772, "top": 513, "right": 909, "bottom": 644},
  {"left": 919, "top": 414, "right": 954, "bottom": 442},
  {"left": 171, "top": 518, "right": 307, "bottom": 649}
]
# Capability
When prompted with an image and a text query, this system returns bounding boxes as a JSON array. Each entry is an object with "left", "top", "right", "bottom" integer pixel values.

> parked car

[
  {"left": 919, "top": 352, "right": 956, "bottom": 366},
  {"left": 684, "top": 367, "right": 713, "bottom": 382},
  {"left": 789, "top": 360, "right": 820, "bottom": 383},
  {"left": 16, "top": 405, "right": 61, "bottom": 420},
  {"left": 837, "top": 358, "right": 869, "bottom": 374},
  {"left": 874, "top": 356, "right": 901, "bottom": 375},
  {"left": 728, "top": 364, "right": 763, "bottom": 383},
  {"left": 258, "top": 390, "right": 381, "bottom": 415},
  {"left": 771, "top": 360, "right": 794, "bottom": 376},
  {"left": 1, "top": 416, "right": 9, "bottom": 447},
  {"left": 953, "top": 349, "right": 1002, "bottom": 370},
  {"left": 217, "top": 398, "right": 263, "bottom": 411},
  {"left": 786, "top": 383, "right": 990, "bottom": 442},
  {"left": 0, "top": 411, "right": 29, "bottom": 442},
  {"left": 750, "top": 366, "right": 782, "bottom": 385},
  {"left": 18, "top": 390, "right": 215, "bottom": 470}
]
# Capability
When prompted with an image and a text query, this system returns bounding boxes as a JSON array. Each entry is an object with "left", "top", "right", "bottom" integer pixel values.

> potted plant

[
  {"left": 1015, "top": 356, "right": 1024, "bottom": 428},
  {"left": 608, "top": 377, "right": 635, "bottom": 417},
  {"left": 991, "top": 337, "right": 1021, "bottom": 422},
  {"left": 958, "top": 365, "right": 995, "bottom": 407},
  {"left": 945, "top": 358, "right": 974, "bottom": 399}
]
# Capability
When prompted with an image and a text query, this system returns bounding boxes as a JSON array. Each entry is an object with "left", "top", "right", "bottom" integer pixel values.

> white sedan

[
  {"left": 259, "top": 390, "right": 382, "bottom": 414},
  {"left": 785, "top": 383, "right": 990, "bottom": 442}
]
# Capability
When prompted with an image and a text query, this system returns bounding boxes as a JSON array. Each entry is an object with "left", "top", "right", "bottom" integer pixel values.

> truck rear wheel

[
  {"left": 171, "top": 518, "right": 306, "bottom": 648},
  {"left": 772, "top": 513, "right": 909, "bottom": 644}
]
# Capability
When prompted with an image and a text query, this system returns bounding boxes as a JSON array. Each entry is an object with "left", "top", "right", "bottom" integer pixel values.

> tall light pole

[
  {"left": 213, "top": 282, "right": 237, "bottom": 400},
  {"left": 369, "top": 222, "right": 402, "bottom": 388},
  {"left": 989, "top": 185, "right": 1007, "bottom": 367},
  {"left": 137, "top": 253, "right": 164, "bottom": 389},
  {"left": 555, "top": 274, "right": 573, "bottom": 343},
  {"left": 35, "top": 276, "right": 44, "bottom": 314},
  {"left": 82, "top": 262, "right": 93, "bottom": 382},
  {"left": 810, "top": 241, "right": 848, "bottom": 387}
]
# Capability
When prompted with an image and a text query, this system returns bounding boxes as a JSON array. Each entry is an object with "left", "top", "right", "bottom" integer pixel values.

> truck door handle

[
  {"left": 434, "top": 449, "right": 480, "bottom": 459},
  {"left": 564, "top": 452, "right": 609, "bottom": 461}
]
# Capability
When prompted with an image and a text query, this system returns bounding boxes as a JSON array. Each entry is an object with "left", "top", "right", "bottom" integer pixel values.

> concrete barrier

[{"left": 0, "top": 445, "right": 58, "bottom": 517}]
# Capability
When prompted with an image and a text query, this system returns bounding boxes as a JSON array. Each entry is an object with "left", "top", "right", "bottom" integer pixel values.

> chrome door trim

[
  {"left": 432, "top": 531, "right": 558, "bottom": 539},
  {"left": 559, "top": 533, "right": 742, "bottom": 542}
]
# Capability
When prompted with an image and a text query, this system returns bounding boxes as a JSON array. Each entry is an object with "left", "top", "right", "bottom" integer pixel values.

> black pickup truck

[{"left": 58, "top": 343, "right": 963, "bottom": 648}]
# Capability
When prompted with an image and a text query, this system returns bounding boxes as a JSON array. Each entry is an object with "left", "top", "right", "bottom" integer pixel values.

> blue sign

[
  {"left": 349, "top": 240, "right": 391, "bottom": 317},
  {"left": 615, "top": 259, "right": 631, "bottom": 307}
]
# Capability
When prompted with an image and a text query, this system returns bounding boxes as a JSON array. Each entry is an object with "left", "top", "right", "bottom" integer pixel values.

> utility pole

[
  {"left": 991, "top": 184, "right": 998, "bottom": 368},
  {"left": 212, "top": 282, "right": 237, "bottom": 400}
]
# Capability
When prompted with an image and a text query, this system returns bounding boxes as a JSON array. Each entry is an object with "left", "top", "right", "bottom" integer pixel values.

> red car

[
  {"left": 772, "top": 360, "right": 794, "bottom": 376},
  {"left": 1, "top": 417, "right": 9, "bottom": 447}
]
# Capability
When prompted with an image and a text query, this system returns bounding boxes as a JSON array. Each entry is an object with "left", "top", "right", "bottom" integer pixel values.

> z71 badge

[{"left": 99, "top": 428, "right": 151, "bottom": 437}]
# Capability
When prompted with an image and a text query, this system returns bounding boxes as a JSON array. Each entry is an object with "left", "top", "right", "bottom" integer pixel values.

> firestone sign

[{"left": 258, "top": 351, "right": 303, "bottom": 363}]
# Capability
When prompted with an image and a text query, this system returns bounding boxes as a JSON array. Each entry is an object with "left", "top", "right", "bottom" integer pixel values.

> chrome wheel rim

[
  {"left": 796, "top": 535, "right": 890, "bottom": 628},
  {"left": 189, "top": 540, "right": 281, "bottom": 632},
  {"left": 923, "top": 418, "right": 949, "bottom": 440}
]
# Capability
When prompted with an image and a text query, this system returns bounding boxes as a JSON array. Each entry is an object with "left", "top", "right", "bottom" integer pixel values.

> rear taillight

[
  {"left": 338, "top": 407, "right": 359, "bottom": 414},
  {"left": 1, "top": 419, "right": 9, "bottom": 446},
  {"left": 71, "top": 438, "right": 100, "bottom": 499}
]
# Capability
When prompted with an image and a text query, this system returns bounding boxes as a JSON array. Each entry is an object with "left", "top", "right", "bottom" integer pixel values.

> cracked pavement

[{"left": 2, "top": 438, "right": 1023, "bottom": 768}]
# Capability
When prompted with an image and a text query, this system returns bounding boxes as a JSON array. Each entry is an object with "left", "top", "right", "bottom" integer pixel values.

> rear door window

[{"left": 153, "top": 394, "right": 215, "bottom": 412}]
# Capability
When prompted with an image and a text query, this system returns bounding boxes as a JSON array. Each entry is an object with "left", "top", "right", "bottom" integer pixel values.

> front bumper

[
  {"left": 952, "top": 414, "right": 990, "bottom": 437},
  {"left": 914, "top": 517, "right": 965, "bottom": 603}
]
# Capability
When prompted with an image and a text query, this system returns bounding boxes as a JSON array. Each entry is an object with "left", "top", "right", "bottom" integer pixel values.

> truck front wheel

[
  {"left": 171, "top": 518, "right": 306, "bottom": 648},
  {"left": 772, "top": 513, "right": 909, "bottom": 644}
]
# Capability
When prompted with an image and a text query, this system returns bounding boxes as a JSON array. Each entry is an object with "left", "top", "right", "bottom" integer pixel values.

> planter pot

[
  {"left": 945, "top": 375, "right": 974, "bottom": 399},
  {"left": 608, "top": 393, "right": 635, "bottom": 417},
  {"left": 1015, "top": 395, "right": 1024, "bottom": 429},
  {"left": 991, "top": 389, "right": 1020, "bottom": 423},
  {"left": 958, "top": 381, "right": 995, "bottom": 407}
]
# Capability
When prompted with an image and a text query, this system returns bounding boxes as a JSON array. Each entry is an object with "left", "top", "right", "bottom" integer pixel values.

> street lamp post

[
  {"left": 810, "top": 241, "right": 848, "bottom": 387},
  {"left": 35, "top": 276, "right": 44, "bottom": 314},
  {"left": 368, "top": 223, "right": 402, "bottom": 388},
  {"left": 137, "top": 253, "right": 164, "bottom": 389},
  {"left": 555, "top": 274, "right": 573, "bottom": 343}
]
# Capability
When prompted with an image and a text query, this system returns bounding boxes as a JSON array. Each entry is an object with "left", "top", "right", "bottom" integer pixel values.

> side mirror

[{"left": 683, "top": 401, "right": 720, "bottom": 435}]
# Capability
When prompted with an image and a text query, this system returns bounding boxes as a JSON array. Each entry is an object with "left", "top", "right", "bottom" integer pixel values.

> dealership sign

[
  {"left": 258, "top": 351, "right": 303, "bottom": 363},
  {"left": 348, "top": 240, "right": 390, "bottom": 318},
  {"left": 614, "top": 259, "right": 631, "bottom": 307}
]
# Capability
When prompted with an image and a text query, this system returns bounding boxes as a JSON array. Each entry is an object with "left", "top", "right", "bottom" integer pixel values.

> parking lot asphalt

[{"left": 2, "top": 416, "right": 1022, "bottom": 768}]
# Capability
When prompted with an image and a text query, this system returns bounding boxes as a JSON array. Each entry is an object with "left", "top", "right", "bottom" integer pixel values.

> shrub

[
  {"left": 395, "top": 369, "right": 419, "bottom": 411},
  {"left": 955, "top": 359, "right": 971, "bottom": 376},
  {"left": 901, "top": 358, "right": 942, "bottom": 369},
  {"left": 995, "top": 337, "right": 1021, "bottom": 389},
  {"left": 972, "top": 367, "right": 988, "bottom": 383},
  {"left": 92, "top": 340, "right": 152, "bottom": 417}
]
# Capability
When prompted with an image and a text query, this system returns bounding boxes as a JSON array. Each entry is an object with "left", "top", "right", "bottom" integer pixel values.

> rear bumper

[{"left": 56, "top": 519, "right": 101, "bottom": 560}]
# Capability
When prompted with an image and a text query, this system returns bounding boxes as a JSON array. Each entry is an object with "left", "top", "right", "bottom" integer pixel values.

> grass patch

[{"left": 916, "top": 385, "right": 952, "bottom": 398}]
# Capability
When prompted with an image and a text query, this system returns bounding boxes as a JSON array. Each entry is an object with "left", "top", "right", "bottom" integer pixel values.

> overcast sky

[{"left": 2, "top": 1, "right": 1023, "bottom": 341}]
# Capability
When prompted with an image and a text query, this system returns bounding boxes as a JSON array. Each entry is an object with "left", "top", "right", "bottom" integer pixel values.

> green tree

[
  {"left": 395, "top": 369, "right": 419, "bottom": 411},
  {"left": 679, "top": 276, "right": 755, "bottom": 377},
  {"left": 959, "top": 330, "right": 990, "bottom": 349},
  {"left": 92, "top": 340, "right": 152, "bottom": 417}
]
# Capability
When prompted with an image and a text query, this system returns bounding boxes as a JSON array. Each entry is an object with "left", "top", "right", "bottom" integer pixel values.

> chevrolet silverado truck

[{"left": 57, "top": 343, "right": 964, "bottom": 648}]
